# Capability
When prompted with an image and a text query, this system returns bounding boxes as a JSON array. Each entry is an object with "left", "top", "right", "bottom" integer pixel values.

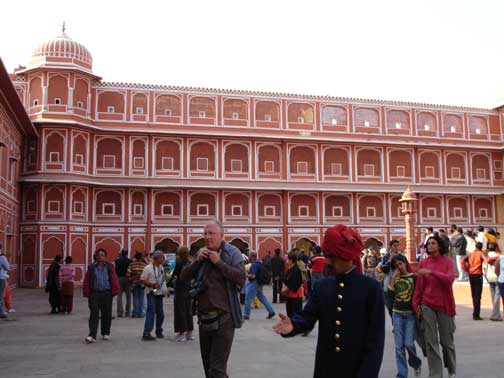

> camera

[{"left": 189, "top": 262, "right": 208, "bottom": 298}]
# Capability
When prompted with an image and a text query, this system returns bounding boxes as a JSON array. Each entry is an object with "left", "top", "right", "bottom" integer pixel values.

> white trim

[
  {"left": 197, "top": 204, "right": 209, "bottom": 216},
  {"left": 298, "top": 205, "right": 309, "bottom": 217},
  {"left": 107, "top": 106, "right": 115, "bottom": 113},
  {"left": 47, "top": 200, "right": 60, "bottom": 213},
  {"left": 453, "top": 207, "right": 463, "bottom": 219},
  {"left": 102, "top": 203, "right": 116, "bottom": 215},
  {"left": 49, "top": 151, "right": 60, "bottom": 163},
  {"left": 133, "top": 203, "right": 143, "bottom": 216},
  {"left": 134, "top": 156, "right": 145, "bottom": 169},
  {"left": 73, "top": 201, "right": 84, "bottom": 215},
  {"left": 331, "top": 163, "right": 342, "bottom": 176},
  {"left": 264, "top": 160, "right": 275, "bottom": 173},
  {"left": 103, "top": 155, "right": 116, "bottom": 169},
  {"left": 366, "top": 206, "right": 376, "bottom": 218},
  {"left": 364, "top": 163, "right": 375, "bottom": 177},
  {"left": 231, "top": 205, "right": 243, "bottom": 216},
  {"left": 451, "top": 167, "right": 461, "bottom": 179},
  {"left": 197, "top": 157, "right": 209, "bottom": 172},
  {"left": 479, "top": 208, "right": 488, "bottom": 219},
  {"left": 427, "top": 207, "right": 437, "bottom": 218},
  {"left": 297, "top": 161, "right": 308, "bottom": 174},
  {"left": 161, "top": 204, "right": 174, "bottom": 216},
  {"left": 396, "top": 165, "right": 405, "bottom": 177},
  {"left": 332, "top": 206, "right": 343, "bottom": 217},
  {"left": 231, "top": 159, "right": 242, "bottom": 173},
  {"left": 425, "top": 166, "right": 435, "bottom": 178},
  {"left": 162, "top": 157, "right": 174, "bottom": 171},
  {"left": 264, "top": 205, "right": 276, "bottom": 217}
]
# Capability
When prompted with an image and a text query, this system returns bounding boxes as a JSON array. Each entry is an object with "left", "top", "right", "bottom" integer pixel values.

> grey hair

[{"left": 206, "top": 219, "right": 224, "bottom": 234}]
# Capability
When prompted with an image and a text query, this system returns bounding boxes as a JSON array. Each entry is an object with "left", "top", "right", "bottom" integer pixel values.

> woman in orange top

[{"left": 282, "top": 252, "right": 304, "bottom": 318}]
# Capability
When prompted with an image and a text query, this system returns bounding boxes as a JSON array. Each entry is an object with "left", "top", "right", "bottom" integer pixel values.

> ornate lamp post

[{"left": 399, "top": 187, "right": 418, "bottom": 263}]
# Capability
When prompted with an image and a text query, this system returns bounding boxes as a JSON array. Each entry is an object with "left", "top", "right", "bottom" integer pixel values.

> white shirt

[
  {"left": 476, "top": 232, "right": 488, "bottom": 252},
  {"left": 140, "top": 263, "right": 165, "bottom": 294}
]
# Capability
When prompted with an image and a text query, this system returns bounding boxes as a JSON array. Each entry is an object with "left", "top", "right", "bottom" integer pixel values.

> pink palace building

[{"left": 1, "top": 29, "right": 504, "bottom": 287}]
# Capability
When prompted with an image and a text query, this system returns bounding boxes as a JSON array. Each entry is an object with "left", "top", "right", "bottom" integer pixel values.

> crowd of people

[{"left": 2, "top": 220, "right": 504, "bottom": 378}]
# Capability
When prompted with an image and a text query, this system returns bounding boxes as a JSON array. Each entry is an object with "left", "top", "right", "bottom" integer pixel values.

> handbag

[
  {"left": 198, "top": 312, "right": 220, "bottom": 332},
  {"left": 483, "top": 261, "right": 498, "bottom": 283}
]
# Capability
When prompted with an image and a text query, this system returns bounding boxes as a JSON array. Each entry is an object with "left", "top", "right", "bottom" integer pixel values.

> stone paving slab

[{"left": 0, "top": 288, "right": 502, "bottom": 378}]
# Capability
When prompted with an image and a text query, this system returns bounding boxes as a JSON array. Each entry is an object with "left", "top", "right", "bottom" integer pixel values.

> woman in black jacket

[
  {"left": 45, "top": 255, "right": 62, "bottom": 314},
  {"left": 172, "top": 246, "right": 194, "bottom": 342},
  {"left": 282, "top": 252, "right": 304, "bottom": 318}
]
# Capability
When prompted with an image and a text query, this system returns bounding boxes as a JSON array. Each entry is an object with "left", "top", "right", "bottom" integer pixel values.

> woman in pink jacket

[{"left": 413, "top": 235, "right": 457, "bottom": 378}]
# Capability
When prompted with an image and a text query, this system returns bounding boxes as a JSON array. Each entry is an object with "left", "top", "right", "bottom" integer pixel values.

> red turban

[{"left": 322, "top": 224, "right": 364, "bottom": 273}]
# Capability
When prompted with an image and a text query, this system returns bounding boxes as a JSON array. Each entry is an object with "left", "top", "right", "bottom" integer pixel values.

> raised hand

[{"left": 272, "top": 313, "right": 294, "bottom": 335}]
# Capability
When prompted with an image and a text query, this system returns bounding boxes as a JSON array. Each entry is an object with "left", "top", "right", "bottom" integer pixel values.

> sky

[{"left": 1, "top": 0, "right": 503, "bottom": 109}]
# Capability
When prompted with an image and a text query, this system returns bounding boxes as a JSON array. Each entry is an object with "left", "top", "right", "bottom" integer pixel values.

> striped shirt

[
  {"left": 128, "top": 260, "right": 147, "bottom": 285},
  {"left": 59, "top": 264, "right": 75, "bottom": 284}
]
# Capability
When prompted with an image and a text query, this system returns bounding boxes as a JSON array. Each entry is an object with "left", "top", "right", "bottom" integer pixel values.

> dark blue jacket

[{"left": 286, "top": 269, "right": 385, "bottom": 378}]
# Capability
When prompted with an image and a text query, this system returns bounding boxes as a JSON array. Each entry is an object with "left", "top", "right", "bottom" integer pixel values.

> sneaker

[
  {"left": 85, "top": 336, "right": 96, "bottom": 344},
  {"left": 448, "top": 374, "right": 456, "bottom": 378},
  {"left": 156, "top": 333, "right": 165, "bottom": 339},
  {"left": 267, "top": 312, "right": 276, "bottom": 319},
  {"left": 473, "top": 316, "right": 483, "bottom": 321},
  {"left": 186, "top": 333, "right": 195, "bottom": 341},
  {"left": 142, "top": 334, "right": 156, "bottom": 341},
  {"left": 102, "top": 335, "right": 111, "bottom": 341},
  {"left": 8, "top": 309, "right": 16, "bottom": 313},
  {"left": 414, "top": 367, "right": 421, "bottom": 377},
  {"left": 175, "top": 334, "right": 187, "bottom": 342},
  {"left": 243, "top": 316, "right": 250, "bottom": 320}
]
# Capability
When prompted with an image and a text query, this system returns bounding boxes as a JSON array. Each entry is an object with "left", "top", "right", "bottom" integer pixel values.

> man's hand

[
  {"left": 153, "top": 283, "right": 161, "bottom": 289},
  {"left": 273, "top": 313, "right": 294, "bottom": 335},
  {"left": 207, "top": 250, "right": 221, "bottom": 264},
  {"left": 417, "top": 268, "right": 432, "bottom": 276},
  {"left": 197, "top": 248, "right": 210, "bottom": 263}
]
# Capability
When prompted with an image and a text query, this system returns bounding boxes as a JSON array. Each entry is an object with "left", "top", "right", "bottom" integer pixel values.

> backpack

[{"left": 256, "top": 262, "right": 271, "bottom": 285}]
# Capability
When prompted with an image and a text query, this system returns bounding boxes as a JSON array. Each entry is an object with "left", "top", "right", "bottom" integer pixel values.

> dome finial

[{"left": 62, "top": 21, "right": 66, "bottom": 34}]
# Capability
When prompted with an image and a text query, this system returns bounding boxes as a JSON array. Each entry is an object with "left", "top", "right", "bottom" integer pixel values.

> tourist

[
  {"left": 58, "top": 256, "right": 75, "bottom": 314},
  {"left": 413, "top": 235, "right": 457, "bottom": 378},
  {"left": 172, "top": 246, "right": 194, "bottom": 342},
  {"left": 141, "top": 250, "right": 167, "bottom": 341},
  {"left": 378, "top": 239, "right": 402, "bottom": 317},
  {"left": 83, "top": 249, "right": 120, "bottom": 344},
  {"left": 439, "top": 229, "right": 451, "bottom": 252},
  {"left": 462, "top": 242, "right": 484, "bottom": 320},
  {"left": 273, "top": 224, "right": 385, "bottom": 378},
  {"left": 486, "top": 228, "right": 499, "bottom": 252},
  {"left": 45, "top": 255, "right": 62, "bottom": 314},
  {"left": 128, "top": 251, "right": 147, "bottom": 318},
  {"left": 263, "top": 250, "right": 272, "bottom": 275},
  {"left": 299, "top": 249, "right": 309, "bottom": 265},
  {"left": 180, "top": 219, "right": 246, "bottom": 378},
  {"left": 484, "top": 244, "right": 502, "bottom": 321},
  {"left": 115, "top": 248, "right": 132, "bottom": 317},
  {"left": 0, "top": 243, "right": 10, "bottom": 319},
  {"left": 3, "top": 273, "right": 14, "bottom": 315},
  {"left": 476, "top": 226, "right": 488, "bottom": 252},
  {"left": 389, "top": 254, "right": 422, "bottom": 378},
  {"left": 244, "top": 251, "right": 275, "bottom": 320},
  {"left": 242, "top": 255, "right": 260, "bottom": 308},
  {"left": 451, "top": 227, "right": 467, "bottom": 281},
  {"left": 494, "top": 252, "right": 504, "bottom": 313},
  {"left": 464, "top": 230, "right": 476, "bottom": 253},
  {"left": 308, "top": 246, "right": 325, "bottom": 289},
  {"left": 281, "top": 252, "right": 304, "bottom": 318},
  {"left": 362, "top": 247, "right": 379, "bottom": 279},
  {"left": 271, "top": 248, "right": 285, "bottom": 304}
]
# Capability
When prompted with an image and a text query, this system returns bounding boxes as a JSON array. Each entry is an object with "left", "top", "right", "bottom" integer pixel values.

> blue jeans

[
  {"left": 244, "top": 281, "right": 274, "bottom": 318},
  {"left": 132, "top": 285, "right": 145, "bottom": 317},
  {"left": 498, "top": 282, "right": 504, "bottom": 305},
  {"left": 393, "top": 312, "right": 422, "bottom": 378},
  {"left": 143, "top": 292, "right": 164, "bottom": 336}
]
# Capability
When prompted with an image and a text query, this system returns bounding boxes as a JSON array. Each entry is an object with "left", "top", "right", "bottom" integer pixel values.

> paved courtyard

[{"left": 0, "top": 285, "right": 502, "bottom": 378}]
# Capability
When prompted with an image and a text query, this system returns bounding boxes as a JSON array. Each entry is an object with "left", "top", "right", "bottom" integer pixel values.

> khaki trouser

[{"left": 421, "top": 305, "right": 456, "bottom": 378}]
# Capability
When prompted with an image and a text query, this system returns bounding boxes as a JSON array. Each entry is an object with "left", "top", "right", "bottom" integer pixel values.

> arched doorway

[
  {"left": 293, "top": 238, "right": 316, "bottom": 256},
  {"left": 190, "top": 238, "right": 205, "bottom": 256},
  {"left": 230, "top": 238, "right": 249, "bottom": 254},
  {"left": 155, "top": 238, "right": 180, "bottom": 254},
  {"left": 364, "top": 237, "right": 383, "bottom": 253}
]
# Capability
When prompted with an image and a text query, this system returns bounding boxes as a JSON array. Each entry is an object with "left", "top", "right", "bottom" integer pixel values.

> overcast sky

[{"left": 1, "top": 0, "right": 503, "bottom": 108}]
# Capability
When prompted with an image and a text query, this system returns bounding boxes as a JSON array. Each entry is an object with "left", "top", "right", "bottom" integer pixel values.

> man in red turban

[{"left": 273, "top": 225, "right": 385, "bottom": 378}]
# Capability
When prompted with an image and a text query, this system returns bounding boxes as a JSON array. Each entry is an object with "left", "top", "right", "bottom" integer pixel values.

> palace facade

[{"left": 2, "top": 29, "right": 504, "bottom": 287}]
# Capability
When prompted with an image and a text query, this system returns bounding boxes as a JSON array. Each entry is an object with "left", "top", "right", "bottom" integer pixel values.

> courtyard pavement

[{"left": 0, "top": 286, "right": 502, "bottom": 378}]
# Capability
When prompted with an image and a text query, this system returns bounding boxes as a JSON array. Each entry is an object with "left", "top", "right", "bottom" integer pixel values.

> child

[{"left": 389, "top": 254, "right": 422, "bottom": 378}]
